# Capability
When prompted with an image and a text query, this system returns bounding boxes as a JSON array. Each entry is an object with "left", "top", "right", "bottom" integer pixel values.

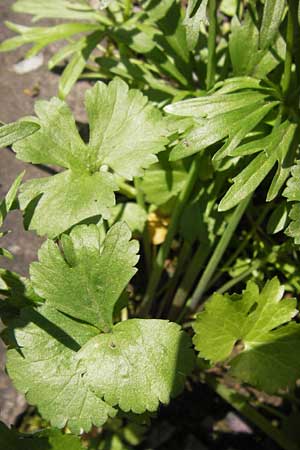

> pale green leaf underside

[
  {"left": 7, "top": 306, "right": 194, "bottom": 432},
  {"left": 193, "top": 278, "right": 300, "bottom": 392},
  {"left": 30, "top": 222, "right": 139, "bottom": 330},
  {"left": 6, "top": 305, "right": 116, "bottom": 434},
  {"left": 77, "top": 319, "right": 195, "bottom": 413},
  {"left": 13, "top": 78, "right": 167, "bottom": 237}
]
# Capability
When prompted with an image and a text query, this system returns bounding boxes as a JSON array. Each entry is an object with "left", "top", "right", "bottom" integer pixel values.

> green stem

[
  {"left": 138, "top": 158, "right": 200, "bottom": 316},
  {"left": 207, "top": 377, "right": 298, "bottom": 450},
  {"left": 117, "top": 179, "right": 136, "bottom": 199},
  {"left": 281, "top": 4, "right": 294, "bottom": 96},
  {"left": 157, "top": 240, "right": 192, "bottom": 318},
  {"left": 189, "top": 196, "right": 251, "bottom": 312},
  {"left": 216, "top": 260, "right": 261, "bottom": 295},
  {"left": 134, "top": 177, "right": 152, "bottom": 275},
  {"left": 207, "top": 205, "right": 269, "bottom": 291},
  {"left": 206, "top": 0, "right": 217, "bottom": 90},
  {"left": 169, "top": 243, "right": 210, "bottom": 321}
]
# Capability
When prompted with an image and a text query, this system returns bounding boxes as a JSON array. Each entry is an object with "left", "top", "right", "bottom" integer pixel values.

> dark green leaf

[{"left": 0, "top": 422, "right": 85, "bottom": 450}]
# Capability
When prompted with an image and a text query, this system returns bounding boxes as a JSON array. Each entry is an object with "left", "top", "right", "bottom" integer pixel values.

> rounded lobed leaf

[{"left": 76, "top": 318, "right": 195, "bottom": 413}]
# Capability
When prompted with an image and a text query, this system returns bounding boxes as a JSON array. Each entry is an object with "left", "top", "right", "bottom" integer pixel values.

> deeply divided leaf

[
  {"left": 193, "top": 278, "right": 300, "bottom": 392},
  {"left": 13, "top": 77, "right": 167, "bottom": 237}
]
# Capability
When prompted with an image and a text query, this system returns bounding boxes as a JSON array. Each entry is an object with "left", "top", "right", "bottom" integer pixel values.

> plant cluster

[{"left": 1, "top": 0, "right": 300, "bottom": 449}]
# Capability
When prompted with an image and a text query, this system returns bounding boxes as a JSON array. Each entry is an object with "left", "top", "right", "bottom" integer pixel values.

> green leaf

[
  {"left": 6, "top": 221, "right": 194, "bottom": 429},
  {"left": 48, "top": 39, "right": 83, "bottom": 69},
  {"left": 85, "top": 78, "right": 167, "bottom": 179},
  {"left": 259, "top": 0, "right": 286, "bottom": 50},
  {"left": 0, "top": 121, "right": 39, "bottom": 148},
  {"left": 180, "top": 176, "right": 224, "bottom": 245},
  {"left": 145, "top": 0, "right": 176, "bottom": 21},
  {"left": 283, "top": 161, "right": 300, "bottom": 244},
  {"left": 0, "top": 172, "right": 24, "bottom": 227},
  {"left": 0, "top": 422, "right": 85, "bottom": 450},
  {"left": 183, "top": 0, "right": 208, "bottom": 50},
  {"left": 285, "top": 204, "right": 300, "bottom": 244},
  {"left": 30, "top": 222, "right": 139, "bottom": 330},
  {"left": 13, "top": 78, "right": 167, "bottom": 237},
  {"left": 267, "top": 202, "right": 288, "bottom": 234},
  {"left": 13, "top": 98, "right": 87, "bottom": 168},
  {"left": 212, "top": 101, "right": 277, "bottom": 162},
  {"left": 19, "top": 170, "right": 117, "bottom": 238},
  {"left": 0, "top": 21, "right": 100, "bottom": 55},
  {"left": 219, "top": 0, "right": 237, "bottom": 16},
  {"left": 110, "top": 24, "right": 190, "bottom": 87},
  {"left": 211, "top": 76, "right": 272, "bottom": 94},
  {"left": 109, "top": 203, "right": 147, "bottom": 235},
  {"left": 58, "top": 30, "right": 103, "bottom": 99},
  {"left": 229, "top": 13, "right": 284, "bottom": 78},
  {"left": 164, "top": 90, "right": 268, "bottom": 118},
  {"left": 76, "top": 319, "right": 195, "bottom": 413},
  {"left": 7, "top": 305, "right": 194, "bottom": 429},
  {"left": 230, "top": 322, "right": 300, "bottom": 393},
  {"left": 140, "top": 160, "right": 188, "bottom": 206},
  {"left": 12, "top": 0, "right": 100, "bottom": 21},
  {"left": 169, "top": 100, "right": 275, "bottom": 161},
  {"left": 193, "top": 278, "right": 300, "bottom": 392},
  {"left": 6, "top": 305, "right": 116, "bottom": 434},
  {"left": 165, "top": 79, "right": 279, "bottom": 161},
  {"left": 0, "top": 268, "right": 42, "bottom": 324},
  {"left": 219, "top": 121, "right": 297, "bottom": 211}
]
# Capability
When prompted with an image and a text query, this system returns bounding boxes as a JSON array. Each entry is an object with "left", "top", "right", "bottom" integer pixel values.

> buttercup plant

[{"left": 1, "top": 1, "right": 300, "bottom": 449}]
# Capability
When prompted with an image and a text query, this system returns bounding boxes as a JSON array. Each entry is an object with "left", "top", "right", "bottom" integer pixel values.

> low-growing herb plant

[{"left": 1, "top": 0, "right": 300, "bottom": 449}]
